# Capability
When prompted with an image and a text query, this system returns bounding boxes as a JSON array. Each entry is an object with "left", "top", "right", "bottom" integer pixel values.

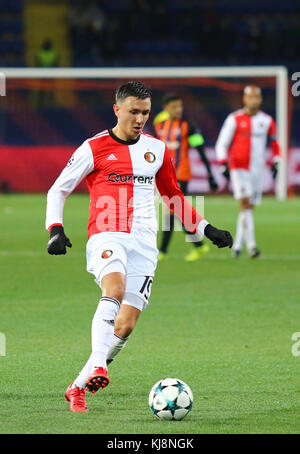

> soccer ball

[{"left": 148, "top": 378, "right": 193, "bottom": 420}]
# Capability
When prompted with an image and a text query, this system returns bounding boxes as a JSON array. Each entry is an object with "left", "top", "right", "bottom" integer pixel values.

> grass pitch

[{"left": 0, "top": 194, "right": 300, "bottom": 434}]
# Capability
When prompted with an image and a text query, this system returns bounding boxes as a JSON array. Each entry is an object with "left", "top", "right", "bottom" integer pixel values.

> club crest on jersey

[
  {"left": 144, "top": 150, "right": 156, "bottom": 163},
  {"left": 102, "top": 249, "right": 113, "bottom": 259}
]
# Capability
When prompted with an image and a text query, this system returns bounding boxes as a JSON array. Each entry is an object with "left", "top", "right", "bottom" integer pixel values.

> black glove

[
  {"left": 208, "top": 174, "right": 219, "bottom": 191},
  {"left": 220, "top": 163, "right": 230, "bottom": 180},
  {"left": 47, "top": 225, "right": 72, "bottom": 255},
  {"left": 271, "top": 162, "right": 278, "bottom": 179},
  {"left": 204, "top": 224, "right": 233, "bottom": 248}
]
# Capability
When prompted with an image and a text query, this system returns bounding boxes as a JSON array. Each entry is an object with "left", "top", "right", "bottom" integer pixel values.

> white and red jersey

[
  {"left": 46, "top": 129, "right": 206, "bottom": 238},
  {"left": 215, "top": 109, "right": 280, "bottom": 172}
]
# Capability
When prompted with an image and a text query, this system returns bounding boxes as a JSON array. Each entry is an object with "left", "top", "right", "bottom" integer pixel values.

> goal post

[{"left": 0, "top": 66, "right": 288, "bottom": 199}]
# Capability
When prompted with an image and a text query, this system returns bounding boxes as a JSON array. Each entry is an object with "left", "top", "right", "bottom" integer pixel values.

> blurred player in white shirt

[
  {"left": 215, "top": 85, "right": 280, "bottom": 258},
  {"left": 45, "top": 81, "right": 233, "bottom": 412}
]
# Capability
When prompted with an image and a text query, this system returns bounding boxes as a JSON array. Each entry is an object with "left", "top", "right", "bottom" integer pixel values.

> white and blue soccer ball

[{"left": 148, "top": 378, "right": 193, "bottom": 420}]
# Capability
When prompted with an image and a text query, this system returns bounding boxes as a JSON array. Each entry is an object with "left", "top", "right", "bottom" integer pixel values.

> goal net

[{"left": 0, "top": 67, "right": 289, "bottom": 199}]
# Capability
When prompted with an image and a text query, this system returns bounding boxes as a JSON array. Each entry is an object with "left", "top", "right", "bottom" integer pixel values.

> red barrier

[
  {"left": 0, "top": 146, "right": 88, "bottom": 192},
  {"left": 1, "top": 146, "right": 299, "bottom": 194}
]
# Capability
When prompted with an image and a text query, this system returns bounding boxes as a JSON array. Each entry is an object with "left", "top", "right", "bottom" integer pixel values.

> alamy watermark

[
  {"left": 94, "top": 189, "right": 205, "bottom": 242},
  {"left": 291, "top": 73, "right": 300, "bottom": 97},
  {"left": 291, "top": 332, "right": 300, "bottom": 357},
  {"left": 0, "top": 72, "right": 6, "bottom": 96},
  {"left": 0, "top": 333, "right": 6, "bottom": 356}
]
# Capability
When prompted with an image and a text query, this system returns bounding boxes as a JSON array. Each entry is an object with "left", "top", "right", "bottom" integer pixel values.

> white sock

[
  {"left": 233, "top": 210, "right": 246, "bottom": 251},
  {"left": 72, "top": 297, "right": 121, "bottom": 389},
  {"left": 90, "top": 296, "right": 120, "bottom": 370},
  {"left": 73, "top": 353, "right": 93, "bottom": 389},
  {"left": 244, "top": 209, "right": 256, "bottom": 250},
  {"left": 107, "top": 333, "right": 129, "bottom": 363},
  {"left": 73, "top": 332, "right": 128, "bottom": 389}
]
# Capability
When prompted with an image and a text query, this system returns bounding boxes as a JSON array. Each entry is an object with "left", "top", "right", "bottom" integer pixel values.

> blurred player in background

[
  {"left": 154, "top": 93, "right": 218, "bottom": 262},
  {"left": 45, "top": 81, "right": 233, "bottom": 412},
  {"left": 215, "top": 85, "right": 281, "bottom": 258}
]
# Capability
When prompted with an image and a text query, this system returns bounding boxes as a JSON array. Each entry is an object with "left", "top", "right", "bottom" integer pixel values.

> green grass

[{"left": 0, "top": 194, "right": 300, "bottom": 434}]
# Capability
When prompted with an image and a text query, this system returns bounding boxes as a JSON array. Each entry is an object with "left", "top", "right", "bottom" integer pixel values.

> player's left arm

[
  {"left": 188, "top": 123, "right": 218, "bottom": 191},
  {"left": 268, "top": 117, "right": 281, "bottom": 179},
  {"left": 156, "top": 145, "right": 232, "bottom": 248}
]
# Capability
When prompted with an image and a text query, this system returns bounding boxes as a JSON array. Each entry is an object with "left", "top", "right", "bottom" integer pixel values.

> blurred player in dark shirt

[{"left": 154, "top": 93, "right": 218, "bottom": 262}]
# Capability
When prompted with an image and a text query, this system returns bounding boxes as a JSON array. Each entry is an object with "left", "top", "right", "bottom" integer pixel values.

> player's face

[
  {"left": 165, "top": 99, "right": 183, "bottom": 120},
  {"left": 243, "top": 89, "right": 262, "bottom": 113},
  {"left": 114, "top": 96, "right": 151, "bottom": 140}
]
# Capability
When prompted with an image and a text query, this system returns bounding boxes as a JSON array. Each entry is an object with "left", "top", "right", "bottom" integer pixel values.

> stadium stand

[
  {"left": 66, "top": 0, "right": 300, "bottom": 68},
  {"left": 0, "top": 0, "right": 24, "bottom": 66},
  {"left": 1, "top": 0, "right": 300, "bottom": 68}
]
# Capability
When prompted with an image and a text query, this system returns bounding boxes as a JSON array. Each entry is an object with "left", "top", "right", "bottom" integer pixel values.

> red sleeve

[
  {"left": 156, "top": 145, "right": 203, "bottom": 233},
  {"left": 268, "top": 117, "right": 281, "bottom": 158}
]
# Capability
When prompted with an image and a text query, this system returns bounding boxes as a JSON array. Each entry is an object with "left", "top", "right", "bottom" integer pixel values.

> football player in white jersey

[
  {"left": 215, "top": 85, "right": 280, "bottom": 258},
  {"left": 46, "top": 81, "right": 233, "bottom": 412}
]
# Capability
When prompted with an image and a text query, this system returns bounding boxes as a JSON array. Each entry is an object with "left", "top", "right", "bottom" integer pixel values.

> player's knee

[
  {"left": 101, "top": 272, "right": 126, "bottom": 302},
  {"left": 240, "top": 198, "right": 252, "bottom": 210},
  {"left": 102, "top": 283, "right": 125, "bottom": 303}
]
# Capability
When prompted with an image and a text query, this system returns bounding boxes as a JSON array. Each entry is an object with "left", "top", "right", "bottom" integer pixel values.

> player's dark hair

[
  {"left": 115, "top": 81, "right": 152, "bottom": 103},
  {"left": 162, "top": 93, "right": 182, "bottom": 107}
]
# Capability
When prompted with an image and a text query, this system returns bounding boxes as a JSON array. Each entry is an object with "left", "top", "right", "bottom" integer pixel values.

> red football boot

[
  {"left": 85, "top": 367, "right": 110, "bottom": 395},
  {"left": 65, "top": 382, "right": 88, "bottom": 412}
]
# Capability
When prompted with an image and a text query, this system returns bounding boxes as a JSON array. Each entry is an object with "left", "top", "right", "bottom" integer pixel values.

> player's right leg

[
  {"left": 239, "top": 197, "right": 260, "bottom": 258},
  {"left": 84, "top": 271, "right": 125, "bottom": 394},
  {"left": 85, "top": 277, "right": 149, "bottom": 392},
  {"left": 65, "top": 269, "right": 125, "bottom": 411},
  {"left": 67, "top": 281, "right": 142, "bottom": 410},
  {"left": 247, "top": 171, "right": 263, "bottom": 257},
  {"left": 230, "top": 170, "right": 253, "bottom": 256},
  {"left": 231, "top": 205, "right": 245, "bottom": 257},
  {"left": 65, "top": 237, "right": 127, "bottom": 411}
]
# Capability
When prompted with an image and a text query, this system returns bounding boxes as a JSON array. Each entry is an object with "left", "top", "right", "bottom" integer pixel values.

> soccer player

[
  {"left": 215, "top": 85, "right": 280, "bottom": 258},
  {"left": 46, "top": 81, "right": 233, "bottom": 413},
  {"left": 154, "top": 93, "right": 218, "bottom": 262}
]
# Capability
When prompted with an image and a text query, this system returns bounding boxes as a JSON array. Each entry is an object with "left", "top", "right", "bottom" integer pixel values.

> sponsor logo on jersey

[
  {"left": 108, "top": 173, "right": 154, "bottom": 184},
  {"left": 102, "top": 249, "right": 113, "bottom": 259},
  {"left": 144, "top": 150, "right": 156, "bottom": 163}
]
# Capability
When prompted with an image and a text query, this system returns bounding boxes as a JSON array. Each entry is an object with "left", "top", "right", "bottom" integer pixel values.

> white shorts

[
  {"left": 230, "top": 169, "right": 263, "bottom": 205},
  {"left": 86, "top": 229, "right": 159, "bottom": 311}
]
